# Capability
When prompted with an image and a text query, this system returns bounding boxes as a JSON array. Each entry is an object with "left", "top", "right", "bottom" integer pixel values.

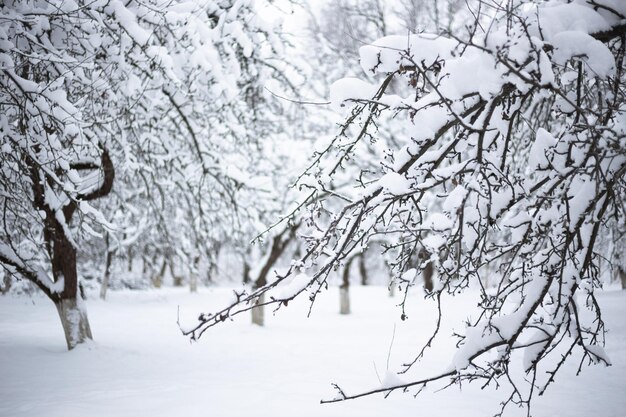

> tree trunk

[
  {"left": 339, "top": 287, "right": 350, "bottom": 315},
  {"left": 152, "top": 274, "right": 163, "bottom": 288},
  {"left": 250, "top": 224, "right": 299, "bottom": 326},
  {"left": 189, "top": 258, "right": 196, "bottom": 292},
  {"left": 243, "top": 260, "right": 251, "bottom": 285},
  {"left": 419, "top": 249, "right": 434, "bottom": 293},
  {"left": 207, "top": 244, "right": 220, "bottom": 285},
  {"left": 170, "top": 261, "right": 183, "bottom": 287},
  {"left": 142, "top": 252, "right": 152, "bottom": 284},
  {"left": 206, "top": 260, "right": 216, "bottom": 285},
  {"left": 189, "top": 273, "right": 198, "bottom": 292},
  {"left": 127, "top": 246, "right": 133, "bottom": 272},
  {"left": 620, "top": 266, "right": 626, "bottom": 290},
  {"left": 190, "top": 256, "right": 199, "bottom": 293},
  {"left": 423, "top": 261, "right": 434, "bottom": 292},
  {"left": 99, "top": 257, "right": 111, "bottom": 300},
  {"left": 100, "top": 235, "right": 113, "bottom": 300},
  {"left": 340, "top": 257, "right": 353, "bottom": 315},
  {"left": 358, "top": 254, "right": 368, "bottom": 286},
  {"left": 1, "top": 271, "right": 11, "bottom": 295},
  {"left": 152, "top": 259, "right": 166, "bottom": 288},
  {"left": 251, "top": 292, "right": 265, "bottom": 326},
  {"left": 54, "top": 297, "right": 93, "bottom": 350},
  {"left": 49, "top": 206, "right": 91, "bottom": 350}
]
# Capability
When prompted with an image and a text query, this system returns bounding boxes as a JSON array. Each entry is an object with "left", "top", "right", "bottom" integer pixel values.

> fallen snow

[{"left": 0, "top": 286, "right": 625, "bottom": 417}]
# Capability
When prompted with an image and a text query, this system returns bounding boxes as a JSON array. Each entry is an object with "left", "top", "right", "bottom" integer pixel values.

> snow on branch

[{"left": 186, "top": 0, "right": 625, "bottom": 414}]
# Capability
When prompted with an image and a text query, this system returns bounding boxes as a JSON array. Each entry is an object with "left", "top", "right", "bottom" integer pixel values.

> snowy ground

[{"left": 1, "top": 285, "right": 625, "bottom": 417}]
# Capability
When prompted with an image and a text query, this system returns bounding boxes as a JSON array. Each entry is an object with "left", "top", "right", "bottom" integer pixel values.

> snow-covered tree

[
  {"left": 0, "top": 0, "right": 290, "bottom": 349},
  {"left": 300, "top": 0, "right": 469, "bottom": 304},
  {"left": 185, "top": 0, "right": 626, "bottom": 412}
]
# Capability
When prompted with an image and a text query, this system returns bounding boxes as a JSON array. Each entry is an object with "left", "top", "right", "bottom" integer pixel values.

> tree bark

[
  {"left": 1, "top": 271, "right": 11, "bottom": 295},
  {"left": 419, "top": 249, "right": 434, "bottom": 293},
  {"left": 48, "top": 201, "right": 94, "bottom": 350},
  {"left": 100, "top": 234, "right": 113, "bottom": 300},
  {"left": 170, "top": 261, "right": 184, "bottom": 287},
  {"left": 250, "top": 224, "right": 299, "bottom": 326},
  {"left": 189, "top": 273, "right": 198, "bottom": 292},
  {"left": 251, "top": 293, "right": 265, "bottom": 326},
  {"left": 206, "top": 260, "right": 216, "bottom": 286},
  {"left": 55, "top": 297, "right": 93, "bottom": 350},
  {"left": 423, "top": 261, "right": 434, "bottom": 293},
  {"left": 152, "top": 259, "right": 166, "bottom": 288},
  {"left": 190, "top": 256, "right": 199, "bottom": 293},
  {"left": 340, "top": 287, "right": 350, "bottom": 315},
  {"left": 340, "top": 256, "right": 354, "bottom": 315},
  {"left": 243, "top": 259, "right": 251, "bottom": 285},
  {"left": 127, "top": 246, "right": 133, "bottom": 272},
  {"left": 189, "top": 255, "right": 199, "bottom": 292},
  {"left": 358, "top": 254, "right": 368, "bottom": 286}
]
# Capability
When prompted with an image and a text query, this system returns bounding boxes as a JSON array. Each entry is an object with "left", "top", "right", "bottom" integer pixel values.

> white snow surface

[
  {"left": 329, "top": 78, "right": 378, "bottom": 112},
  {"left": 1, "top": 286, "right": 625, "bottom": 417}
]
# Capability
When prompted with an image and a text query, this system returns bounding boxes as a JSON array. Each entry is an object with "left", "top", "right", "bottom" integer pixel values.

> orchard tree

[
  {"left": 185, "top": 0, "right": 626, "bottom": 413},
  {"left": 236, "top": 123, "right": 312, "bottom": 326},
  {"left": 0, "top": 0, "right": 291, "bottom": 349},
  {"left": 96, "top": 1, "right": 300, "bottom": 295},
  {"left": 301, "top": 0, "right": 467, "bottom": 300}
]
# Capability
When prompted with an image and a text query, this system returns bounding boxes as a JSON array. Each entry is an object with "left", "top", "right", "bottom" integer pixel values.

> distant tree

[
  {"left": 249, "top": 222, "right": 300, "bottom": 326},
  {"left": 185, "top": 0, "right": 626, "bottom": 413}
]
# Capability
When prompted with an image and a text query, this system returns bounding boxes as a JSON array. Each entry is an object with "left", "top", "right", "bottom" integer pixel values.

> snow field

[{"left": 1, "top": 286, "right": 625, "bottom": 417}]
